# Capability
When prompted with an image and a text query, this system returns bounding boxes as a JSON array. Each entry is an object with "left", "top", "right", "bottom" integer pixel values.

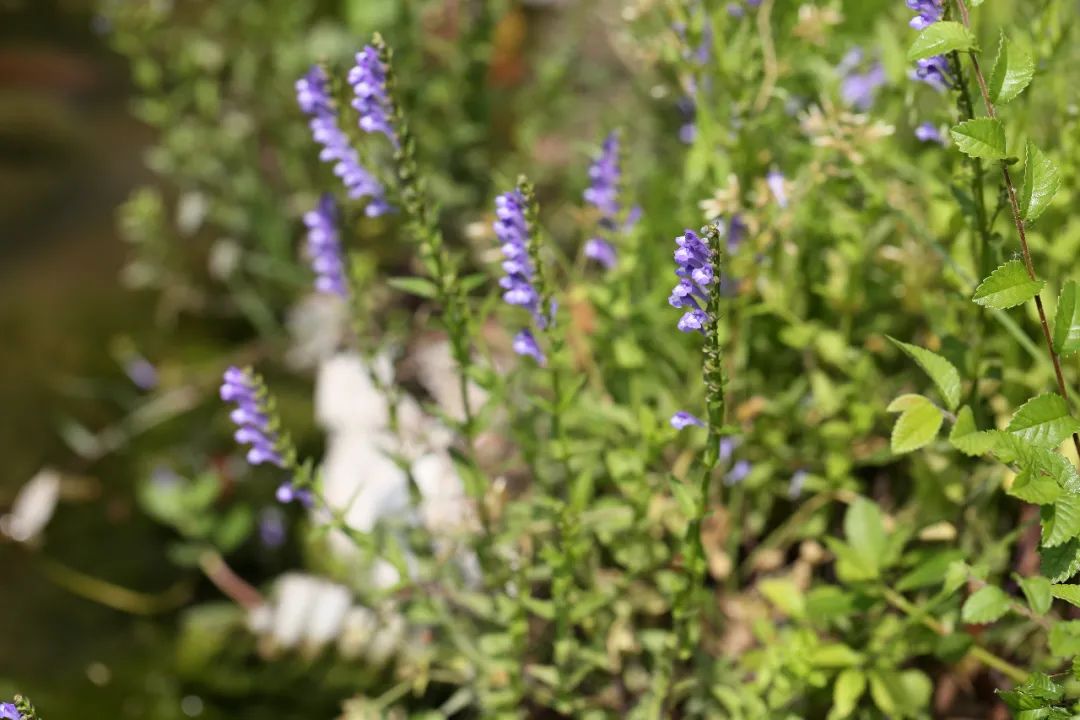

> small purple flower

[
  {"left": 512, "top": 329, "right": 547, "bottom": 366},
  {"left": 125, "top": 355, "right": 158, "bottom": 390},
  {"left": 275, "top": 482, "right": 313, "bottom": 507},
  {"left": 584, "top": 238, "right": 617, "bottom": 270},
  {"left": 726, "top": 3, "right": 745, "bottom": 18},
  {"left": 725, "top": 459, "right": 752, "bottom": 486},
  {"left": 788, "top": 469, "right": 809, "bottom": 499},
  {"left": 910, "top": 55, "right": 952, "bottom": 92},
  {"left": 348, "top": 46, "right": 396, "bottom": 144},
  {"left": 671, "top": 411, "right": 706, "bottom": 430},
  {"left": 840, "top": 57, "right": 886, "bottom": 111},
  {"left": 906, "top": 0, "right": 943, "bottom": 30},
  {"left": 915, "top": 122, "right": 946, "bottom": 145},
  {"left": 304, "top": 195, "right": 348, "bottom": 297},
  {"left": 719, "top": 437, "right": 738, "bottom": 463},
  {"left": 259, "top": 506, "right": 287, "bottom": 547},
  {"left": 669, "top": 229, "right": 715, "bottom": 334},
  {"left": 0, "top": 704, "right": 19, "bottom": 720},
  {"left": 220, "top": 366, "right": 284, "bottom": 468},
  {"left": 766, "top": 169, "right": 788, "bottom": 209},
  {"left": 296, "top": 65, "right": 391, "bottom": 216}
]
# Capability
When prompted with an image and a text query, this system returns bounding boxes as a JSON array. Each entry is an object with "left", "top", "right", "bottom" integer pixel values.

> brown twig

[{"left": 954, "top": 0, "right": 1080, "bottom": 461}]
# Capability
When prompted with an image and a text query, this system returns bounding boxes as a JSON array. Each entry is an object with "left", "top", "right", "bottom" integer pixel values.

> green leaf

[
  {"left": 972, "top": 259, "right": 1044, "bottom": 309},
  {"left": 888, "top": 337, "right": 962, "bottom": 410},
  {"left": 1053, "top": 281, "right": 1080, "bottom": 355},
  {"left": 812, "top": 643, "right": 863, "bottom": 668},
  {"left": 843, "top": 498, "right": 888, "bottom": 576},
  {"left": 1049, "top": 621, "right": 1080, "bottom": 657},
  {"left": 386, "top": 276, "right": 439, "bottom": 299},
  {"left": 1015, "top": 574, "right": 1053, "bottom": 615},
  {"left": 897, "top": 550, "right": 966, "bottom": 591},
  {"left": 868, "top": 670, "right": 932, "bottom": 719},
  {"left": 961, "top": 585, "right": 1012, "bottom": 624},
  {"left": 989, "top": 32, "right": 1035, "bottom": 104},
  {"left": 949, "top": 405, "right": 996, "bottom": 456},
  {"left": 908, "top": 21, "right": 977, "bottom": 61},
  {"left": 829, "top": 669, "right": 867, "bottom": 720},
  {"left": 889, "top": 395, "right": 944, "bottom": 453},
  {"left": 1042, "top": 494, "right": 1080, "bottom": 547},
  {"left": 1007, "top": 393, "right": 1080, "bottom": 448},
  {"left": 950, "top": 118, "right": 1007, "bottom": 160},
  {"left": 1021, "top": 142, "right": 1061, "bottom": 223},
  {"left": 1050, "top": 584, "right": 1080, "bottom": 608},
  {"left": 1042, "top": 540, "right": 1080, "bottom": 584},
  {"left": 1009, "top": 468, "right": 1063, "bottom": 505}
]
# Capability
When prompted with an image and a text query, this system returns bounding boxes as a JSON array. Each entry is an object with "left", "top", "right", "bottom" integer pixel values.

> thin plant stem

[{"left": 953, "top": 0, "right": 1080, "bottom": 460}]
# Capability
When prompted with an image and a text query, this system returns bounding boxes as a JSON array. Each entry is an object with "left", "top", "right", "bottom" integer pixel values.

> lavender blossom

[
  {"left": 910, "top": 55, "right": 952, "bottom": 92},
  {"left": 839, "top": 56, "right": 886, "bottom": 111},
  {"left": 584, "top": 238, "right": 618, "bottom": 270},
  {"left": 495, "top": 190, "right": 542, "bottom": 324},
  {"left": 915, "top": 122, "right": 946, "bottom": 145},
  {"left": 0, "top": 704, "right": 19, "bottom": 720},
  {"left": 669, "top": 229, "right": 715, "bottom": 334},
  {"left": 304, "top": 195, "right": 348, "bottom": 297},
  {"left": 906, "top": 0, "right": 943, "bottom": 30},
  {"left": 348, "top": 46, "right": 396, "bottom": 144},
  {"left": 275, "top": 482, "right": 313, "bottom": 507},
  {"left": 220, "top": 366, "right": 284, "bottom": 468},
  {"left": 671, "top": 411, "right": 706, "bottom": 430},
  {"left": 512, "top": 329, "right": 547, "bottom": 366},
  {"left": 125, "top": 355, "right": 158, "bottom": 390},
  {"left": 725, "top": 459, "right": 752, "bottom": 486},
  {"left": 295, "top": 65, "right": 391, "bottom": 216},
  {"left": 719, "top": 437, "right": 738, "bottom": 463},
  {"left": 766, "top": 169, "right": 788, "bottom": 209}
]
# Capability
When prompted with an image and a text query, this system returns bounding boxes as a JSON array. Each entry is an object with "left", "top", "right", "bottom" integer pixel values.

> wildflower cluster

[
  {"left": 495, "top": 187, "right": 548, "bottom": 364},
  {"left": 295, "top": 65, "right": 391, "bottom": 216},
  {"left": 906, "top": 0, "right": 943, "bottom": 30},
  {"left": 348, "top": 46, "right": 396, "bottom": 144},
  {"left": 668, "top": 228, "right": 715, "bottom": 334}
]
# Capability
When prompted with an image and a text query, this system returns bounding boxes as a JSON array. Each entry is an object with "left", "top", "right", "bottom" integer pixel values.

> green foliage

[
  {"left": 951, "top": 118, "right": 1008, "bottom": 160},
  {"left": 989, "top": 32, "right": 1036, "bottom": 105},
  {"left": 908, "top": 21, "right": 978, "bottom": 61},
  {"left": 973, "top": 259, "right": 1045, "bottom": 309},
  {"left": 1021, "top": 142, "right": 1062, "bottom": 222}
]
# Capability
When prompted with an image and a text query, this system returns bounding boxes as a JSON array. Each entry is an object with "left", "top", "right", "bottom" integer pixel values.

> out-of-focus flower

[
  {"left": 671, "top": 411, "right": 706, "bottom": 430},
  {"left": 793, "top": 4, "right": 844, "bottom": 46},
  {"left": 788, "top": 469, "right": 809, "bottom": 499},
  {"left": 0, "top": 468, "right": 60, "bottom": 544},
  {"left": 766, "top": 169, "right": 789, "bottom": 208},
  {"left": 915, "top": 122, "right": 946, "bottom": 145},
  {"left": 910, "top": 55, "right": 952, "bottom": 92},
  {"left": 511, "top": 329, "right": 546, "bottom": 366},
  {"left": 124, "top": 355, "right": 158, "bottom": 390},
  {"left": 700, "top": 174, "right": 741, "bottom": 220},
  {"left": 304, "top": 195, "right": 348, "bottom": 297},
  {"left": 0, "top": 703, "right": 20, "bottom": 720},
  {"left": 259, "top": 507, "right": 287, "bottom": 548},
  {"left": 584, "top": 238, "right": 617, "bottom": 270},
  {"left": 220, "top": 366, "right": 284, "bottom": 468},
  {"left": 838, "top": 49, "right": 886, "bottom": 111},
  {"left": 725, "top": 459, "right": 752, "bottom": 486},
  {"left": 799, "top": 99, "right": 895, "bottom": 165},
  {"left": 348, "top": 46, "right": 396, "bottom": 143},
  {"left": 296, "top": 65, "right": 390, "bottom": 216},
  {"left": 584, "top": 132, "right": 620, "bottom": 222}
]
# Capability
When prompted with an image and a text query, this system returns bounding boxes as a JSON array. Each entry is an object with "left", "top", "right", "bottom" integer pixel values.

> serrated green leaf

[
  {"left": 1021, "top": 142, "right": 1061, "bottom": 222},
  {"left": 1007, "top": 393, "right": 1080, "bottom": 448},
  {"left": 1042, "top": 494, "right": 1080, "bottom": 547},
  {"left": 950, "top": 118, "right": 1007, "bottom": 160},
  {"left": 961, "top": 585, "right": 1012, "bottom": 624},
  {"left": 890, "top": 395, "right": 943, "bottom": 453},
  {"left": 1053, "top": 281, "right": 1080, "bottom": 355},
  {"left": 908, "top": 21, "right": 977, "bottom": 61},
  {"left": 1042, "top": 540, "right": 1080, "bottom": 583},
  {"left": 1015, "top": 574, "right": 1053, "bottom": 615},
  {"left": 949, "top": 405, "right": 996, "bottom": 456},
  {"left": 989, "top": 32, "right": 1035, "bottom": 104},
  {"left": 888, "top": 337, "right": 962, "bottom": 410},
  {"left": 972, "top": 259, "right": 1044, "bottom": 309},
  {"left": 829, "top": 669, "right": 867, "bottom": 720},
  {"left": 1050, "top": 621, "right": 1080, "bottom": 657},
  {"left": 1009, "top": 468, "right": 1063, "bottom": 505},
  {"left": 1050, "top": 584, "right": 1080, "bottom": 608}
]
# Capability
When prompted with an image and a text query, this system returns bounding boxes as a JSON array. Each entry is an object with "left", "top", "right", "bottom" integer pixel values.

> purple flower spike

[
  {"left": 584, "top": 238, "right": 617, "bottom": 270},
  {"left": 906, "top": 0, "right": 943, "bottom": 30},
  {"left": 304, "top": 195, "right": 348, "bottom": 297},
  {"left": 584, "top": 132, "right": 621, "bottom": 221},
  {"left": 910, "top": 55, "right": 952, "bottom": 92},
  {"left": 915, "top": 122, "right": 946, "bottom": 145},
  {"left": 671, "top": 411, "right": 706, "bottom": 430},
  {"left": 670, "top": 229, "right": 715, "bottom": 334},
  {"left": 220, "top": 366, "right": 284, "bottom": 468},
  {"left": 349, "top": 46, "right": 396, "bottom": 144},
  {"left": 296, "top": 65, "right": 391, "bottom": 216},
  {"left": 512, "top": 329, "right": 547, "bottom": 366},
  {"left": 495, "top": 190, "right": 546, "bottom": 326},
  {"left": 0, "top": 704, "right": 19, "bottom": 720}
]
